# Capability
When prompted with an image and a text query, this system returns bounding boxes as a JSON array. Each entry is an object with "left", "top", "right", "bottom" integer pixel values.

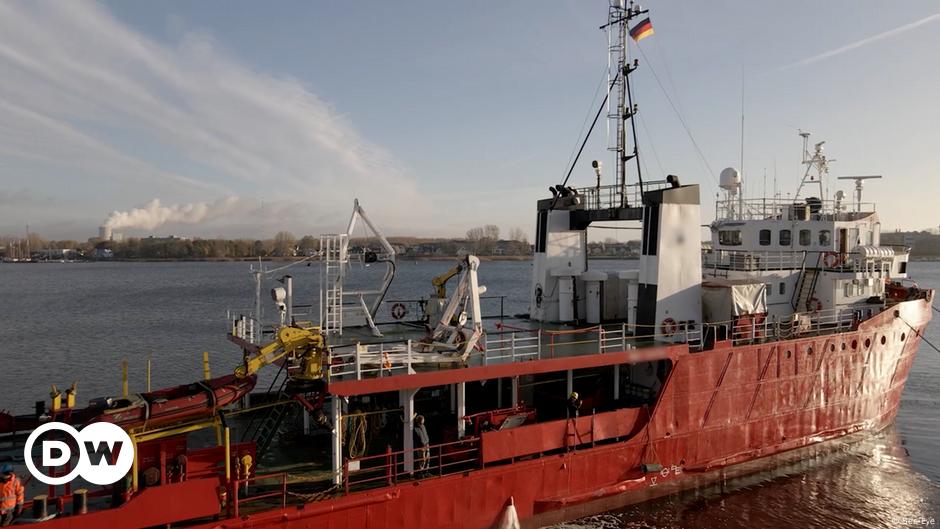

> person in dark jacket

[
  {"left": 566, "top": 391, "right": 582, "bottom": 418},
  {"left": 413, "top": 415, "right": 430, "bottom": 476}
]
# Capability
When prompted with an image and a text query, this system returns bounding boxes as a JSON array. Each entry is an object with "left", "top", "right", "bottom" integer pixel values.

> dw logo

[{"left": 24, "top": 422, "right": 135, "bottom": 486}]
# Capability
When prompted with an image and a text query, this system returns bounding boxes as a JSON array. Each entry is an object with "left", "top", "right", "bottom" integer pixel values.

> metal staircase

[
  {"left": 242, "top": 366, "right": 294, "bottom": 458},
  {"left": 320, "top": 234, "right": 347, "bottom": 334},
  {"left": 792, "top": 253, "right": 821, "bottom": 311}
]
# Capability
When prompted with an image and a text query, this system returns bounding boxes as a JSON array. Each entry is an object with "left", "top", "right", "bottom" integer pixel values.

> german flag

[{"left": 629, "top": 17, "right": 654, "bottom": 42}]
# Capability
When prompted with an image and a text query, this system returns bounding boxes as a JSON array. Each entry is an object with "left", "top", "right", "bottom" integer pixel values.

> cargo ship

[{"left": 6, "top": 2, "right": 932, "bottom": 528}]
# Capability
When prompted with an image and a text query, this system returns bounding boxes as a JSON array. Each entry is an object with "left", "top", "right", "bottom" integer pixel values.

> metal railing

[
  {"left": 715, "top": 197, "right": 876, "bottom": 221},
  {"left": 714, "top": 306, "right": 858, "bottom": 346},
  {"left": 327, "top": 323, "right": 704, "bottom": 382},
  {"left": 343, "top": 438, "right": 481, "bottom": 494},
  {"left": 575, "top": 181, "right": 672, "bottom": 211},
  {"left": 703, "top": 249, "right": 808, "bottom": 272},
  {"left": 231, "top": 471, "right": 288, "bottom": 518}
]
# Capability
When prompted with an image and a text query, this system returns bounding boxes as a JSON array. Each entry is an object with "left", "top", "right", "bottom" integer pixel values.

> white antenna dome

[{"left": 719, "top": 167, "right": 741, "bottom": 194}]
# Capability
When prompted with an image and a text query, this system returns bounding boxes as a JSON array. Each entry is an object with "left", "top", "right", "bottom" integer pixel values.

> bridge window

[
  {"left": 759, "top": 229, "right": 771, "bottom": 246},
  {"left": 779, "top": 229, "right": 792, "bottom": 246},
  {"left": 719, "top": 230, "right": 742, "bottom": 246},
  {"left": 799, "top": 229, "right": 811, "bottom": 246},
  {"left": 779, "top": 282, "right": 785, "bottom": 295},
  {"left": 819, "top": 230, "right": 832, "bottom": 246}
]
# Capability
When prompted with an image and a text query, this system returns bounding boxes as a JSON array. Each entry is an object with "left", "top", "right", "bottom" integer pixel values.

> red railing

[
  {"left": 343, "top": 438, "right": 481, "bottom": 494},
  {"left": 231, "top": 471, "right": 287, "bottom": 518}
]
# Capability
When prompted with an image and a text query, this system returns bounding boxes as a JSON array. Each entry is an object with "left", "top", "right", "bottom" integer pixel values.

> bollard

[
  {"left": 73, "top": 489, "right": 88, "bottom": 515},
  {"left": 31, "top": 495, "right": 48, "bottom": 519}
]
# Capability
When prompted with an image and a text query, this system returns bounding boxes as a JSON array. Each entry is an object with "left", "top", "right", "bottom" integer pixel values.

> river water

[{"left": 1, "top": 259, "right": 938, "bottom": 527}]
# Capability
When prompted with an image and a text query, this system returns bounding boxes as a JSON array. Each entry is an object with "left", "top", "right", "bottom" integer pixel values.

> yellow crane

[
  {"left": 431, "top": 261, "right": 464, "bottom": 299},
  {"left": 234, "top": 326, "right": 327, "bottom": 383}
]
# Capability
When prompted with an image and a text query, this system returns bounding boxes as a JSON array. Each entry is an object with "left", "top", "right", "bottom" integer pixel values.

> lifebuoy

[
  {"left": 823, "top": 251, "right": 842, "bottom": 268},
  {"left": 390, "top": 302, "right": 407, "bottom": 320},
  {"left": 807, "top": 297, "right": 822, "bottom": 312},
  {"left": 660, "top": 317, "right": 678, "bottom": 337}
]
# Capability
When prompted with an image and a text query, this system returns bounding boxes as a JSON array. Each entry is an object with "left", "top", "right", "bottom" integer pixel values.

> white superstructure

[{"left": 705, "top": 132, "right": 908, "bottom": 322}]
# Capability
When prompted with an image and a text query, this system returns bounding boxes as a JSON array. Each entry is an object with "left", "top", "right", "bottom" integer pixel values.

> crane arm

[
  {"left": 431, "top": 262, "right": 464, "bottom": 299},
  {"left": 235, "top": 326, "right": 326, "bottom": 381}
]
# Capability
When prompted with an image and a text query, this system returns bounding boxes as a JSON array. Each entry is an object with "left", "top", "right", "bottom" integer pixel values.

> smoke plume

[{"left": 103, "top": 197, "right": 240, "bottom": 231}]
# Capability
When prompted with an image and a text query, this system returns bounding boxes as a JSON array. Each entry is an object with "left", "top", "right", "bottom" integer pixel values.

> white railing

[
  {"left": 715, "top": 197, "right": 875, "bottom": 222},
  {"left": 703, "top": 249, "right": 807, "bottom": 272},
  {"left": 326, "top": 322, "right": 704, "bottom": 382}
]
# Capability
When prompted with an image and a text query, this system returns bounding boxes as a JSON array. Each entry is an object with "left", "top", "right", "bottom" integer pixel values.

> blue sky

[{"left": 1, "top": 1, "right": 938, "bottom": 240}]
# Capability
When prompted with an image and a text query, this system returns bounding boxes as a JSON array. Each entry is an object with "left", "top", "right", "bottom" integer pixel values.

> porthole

[
  {"left": 901, "top": 333, "right": 906, "bottom": 342},
  {"left": 786, "top": 350, "right": 792, "bottom": 359},
  {"left": 841, "top": 342, "right": 847, "bottom": 351},
  {"left": 880, "top": 336, "right": 887, "bottom": 346},
  {"left": 851, "top": 339, "right": 858, "bottom": 350},
  {"left": 807, "top": 346, "right": 814, "bottom": 355},
  {"left": 830, "top": 343, "right": 836, "bottom": 352},
  {"left": 864, "top": 338, "right": 871, "bottom": 348}
]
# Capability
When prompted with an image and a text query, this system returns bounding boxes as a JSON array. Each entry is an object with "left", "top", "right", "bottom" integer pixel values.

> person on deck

[
  {"left": 566, "top": 391, "right": 582, "bottom": 418},
  {"left": 0, "top": 464, "right": 24, "bottom": 526},
  {"left": 413, "top": 415, "right": 430, "bottom": 477}
]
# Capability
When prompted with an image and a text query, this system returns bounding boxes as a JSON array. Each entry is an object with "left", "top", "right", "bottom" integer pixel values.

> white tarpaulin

[{"left": 701, "top": 279, "right": 767, "bottom": 322}]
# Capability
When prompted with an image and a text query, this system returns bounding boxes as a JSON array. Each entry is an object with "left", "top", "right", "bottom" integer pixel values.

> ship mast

[
  {"left": 605, "top": 0, "right": 646, "bottom": 206},
  {"left": 794, "top": 130, "right": 833, "bottom": 201}
]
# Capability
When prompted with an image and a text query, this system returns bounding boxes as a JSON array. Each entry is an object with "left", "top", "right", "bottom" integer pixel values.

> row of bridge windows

[{"left": 718, "top": 228, "right": 831, "bottom": 247}]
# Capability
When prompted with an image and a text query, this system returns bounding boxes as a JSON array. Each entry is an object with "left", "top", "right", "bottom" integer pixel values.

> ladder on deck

[
  {"left": 320, "top": 234, "right": 348, "bottom": 334},
  {"left": 792, "top": 253, "right": 821, "bottom": 311},
  {"left": 243, "top": 367, "right": 294, "bottom": 459}
]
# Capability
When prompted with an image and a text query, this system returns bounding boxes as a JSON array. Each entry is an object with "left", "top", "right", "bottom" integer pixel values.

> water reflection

[{"left": 549, "top": 427, "right": 939, "bottom": 528}]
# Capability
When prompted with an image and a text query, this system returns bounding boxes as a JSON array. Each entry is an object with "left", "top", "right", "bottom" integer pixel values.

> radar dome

[{"left": 719, "top": 167, "right": 741, "bottom": 193}]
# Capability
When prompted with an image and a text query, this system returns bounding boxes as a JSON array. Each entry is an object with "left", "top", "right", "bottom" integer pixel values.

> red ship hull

[{"left": 27, "top": 298, "right": 930, "bottom": 529}]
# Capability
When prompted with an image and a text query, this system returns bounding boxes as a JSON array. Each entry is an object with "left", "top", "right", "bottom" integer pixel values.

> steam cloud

[{"left": 103, "top": 197, "right": 240, "bottom": 231}]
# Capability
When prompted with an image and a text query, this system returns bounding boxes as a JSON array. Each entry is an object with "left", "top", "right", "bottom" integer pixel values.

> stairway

[
  {"left": 793, "top": 268, "right": 819, "bottom": 312},
  {"left": 242, "top": 367, "right": 294, "bottom": 459}
]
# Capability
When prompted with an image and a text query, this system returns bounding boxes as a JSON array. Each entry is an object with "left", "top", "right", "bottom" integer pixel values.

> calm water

[{"left": 1, "top": 259, "right": 938, "bottom": 527}]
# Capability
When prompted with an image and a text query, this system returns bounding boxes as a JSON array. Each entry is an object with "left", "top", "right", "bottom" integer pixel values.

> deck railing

[
  {"left": 327, "top": 302, "right": 881, "bottom": 383},
  {"left": 342, "top": 438, "right": 481, "bottom": 494},
  {"left": 231, "top": 471, "right": 288, "bottom": 518},
  {"left": 715, "top": 197, "right": 876, "bottom": 221}
]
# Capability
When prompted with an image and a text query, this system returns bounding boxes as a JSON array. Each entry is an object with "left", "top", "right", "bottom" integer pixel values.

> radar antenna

[{"left": 836, "top": 175, "right": 882, "bottom": 213}]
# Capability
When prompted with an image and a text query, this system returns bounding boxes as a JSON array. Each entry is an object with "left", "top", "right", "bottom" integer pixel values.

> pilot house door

[{"left": 839, "top": 228, "right": 848, "bottom": 255}]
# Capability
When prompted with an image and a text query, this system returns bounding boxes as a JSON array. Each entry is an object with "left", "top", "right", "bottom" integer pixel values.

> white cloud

[{"left": 0, "top": 1, "right": 429, "bottom": 236}]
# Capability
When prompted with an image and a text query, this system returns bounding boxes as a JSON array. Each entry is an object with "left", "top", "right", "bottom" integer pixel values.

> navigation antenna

[
  {"left": 795, "top": 130, "right": 834, "bottom": 201},
  {"left": 837, "top": 175, "right": 882, "bottom": 213},
  {"left": 604, "top": 0, "right": 646, "bottom": 206}
]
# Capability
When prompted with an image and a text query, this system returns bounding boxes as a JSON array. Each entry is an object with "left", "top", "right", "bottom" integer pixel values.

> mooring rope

[{"left": 899, "top": 310, "right": 940, "bottom": 357}]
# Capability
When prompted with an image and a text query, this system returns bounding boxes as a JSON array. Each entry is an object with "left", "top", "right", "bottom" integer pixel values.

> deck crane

[
  {"left": 417, "top": 255, "right": 487, "bottom": 361},
  {"left": 234, "top": 326, "right": 327, "bottom": 391},
  {"left": 431, "top": 261, "right": 465, "bottom": 299}
]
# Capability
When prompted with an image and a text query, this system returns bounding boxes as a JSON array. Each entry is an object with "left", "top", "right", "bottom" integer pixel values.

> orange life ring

[
  {"left": 823, "top": 251, "right": 842, "bottom": 268},
  {"left": 382, "top": 352, "right": 392, "bottom": 369},
  {"left": 660, "top": 317, "right": 678, "bottom": 337},
  {"left": 390, "top": 302, "right": 407, "bottom": 320}
]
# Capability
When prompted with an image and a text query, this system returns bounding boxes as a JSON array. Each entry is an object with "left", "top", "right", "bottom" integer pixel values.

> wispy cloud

[
  {"left": 0, "top": 1, "right": 429, "bottom": 235},
  {"left": 773, "top": 12, "right": 940, "bottom": 72}
]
